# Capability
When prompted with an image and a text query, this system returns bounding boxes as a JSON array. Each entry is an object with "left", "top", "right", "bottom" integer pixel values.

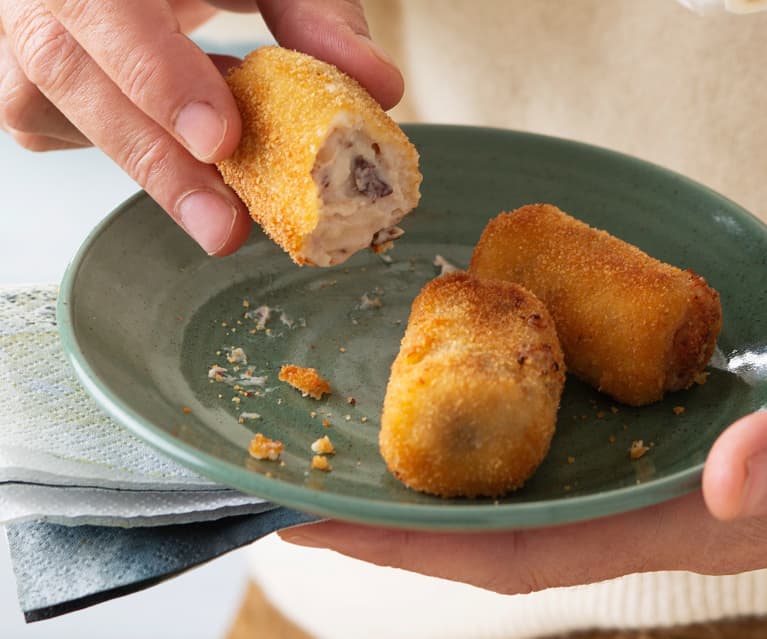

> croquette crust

[
  {"left": 380, "top": 273, "right": 565, "bottom": 498},
  {"left": 216, "top": 46, "right": 421, "bottom": 265},
  {"left": 469, "top": 204, "right": 723, "bottom": 406}
]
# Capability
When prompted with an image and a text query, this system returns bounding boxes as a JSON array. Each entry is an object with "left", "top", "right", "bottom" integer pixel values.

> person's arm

[
  {"left": 0, "top": 0, "right": 402, "bottom": 255},
  {"left": 280, "top": 410, "right": 767, "bottom": 594}
]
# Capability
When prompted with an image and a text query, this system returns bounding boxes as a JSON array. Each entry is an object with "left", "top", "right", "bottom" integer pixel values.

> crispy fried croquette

[
  {"left": 469, "top": 204, "right": 722, "bottom": 406},
  {"left": 278, "top": 364, "right": 331, "bottom": 400},
  {"left": 216, "top": 46, "right": 422, "bottom": 266},
  {"left": 379, "top": 273, "right": 565, "bottom": 498}
]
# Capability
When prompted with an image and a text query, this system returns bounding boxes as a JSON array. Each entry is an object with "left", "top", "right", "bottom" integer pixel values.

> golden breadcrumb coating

[
  {"left": 216, "top": 46, "right": 421, "bottom": 265},
  {"left": 469, "top": 204, "right": 722, "bottom": 406},
  {"left": 278, "top": 364, "right": 331, "bottom": 400},
  {"left": 380, "top": 273, "right": 565, "bottom": 498}
]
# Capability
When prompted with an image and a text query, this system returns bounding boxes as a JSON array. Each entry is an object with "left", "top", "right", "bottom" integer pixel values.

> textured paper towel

[{"left": 0, "top": 286, "right": 268, "bottom": 527}]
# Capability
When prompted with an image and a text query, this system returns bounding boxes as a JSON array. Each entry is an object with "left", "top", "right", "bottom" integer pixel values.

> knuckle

[
  {"left": 119, "top": 45, "right": 164, "bottom": 104},
  {"left": 14, "top": 11, "right": 81, "bottom": 92},
  {"left": 121, "top": 133, "right": 173, "bottom": 190}
]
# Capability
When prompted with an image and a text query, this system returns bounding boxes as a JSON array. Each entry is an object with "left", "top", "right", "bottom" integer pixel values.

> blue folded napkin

[{"left": 5, "top": 508, "right": 317, "bottom": 622}]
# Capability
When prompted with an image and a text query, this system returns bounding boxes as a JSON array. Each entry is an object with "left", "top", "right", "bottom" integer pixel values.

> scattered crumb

[
  {"left": 567, "top": 456, "right": 575, "bottom": 464},
  {"left": 596, "top": 411, "right": 605, "bottom": 419},
  {"left": 248, "top": 305, "right": 272, "bottom": 330},
  {"left": 346, "top": 396, "right": 356, "bottom": 406},
  {"left": 242, "top": 299, "right": 250, "bottom": 308},
  {"left": 249, "top": 433, "right": 283, "bottom": 461},
  {"left": 322, "top": 419, "right": 331, "bottom": 428},
  {"left": 278, "top": 364, "right": 331, "bottom": 400},
  {"left": 226, "top": 347, "right": 247, "bottom": 365},
  {"left": 630, "top": 440, "right": 649, "bottom": 460},
  {"left": 608, "top": 434, "right": 616, "bottom": 444},
  {"left": 182, "top": 406, "right": 192, "bottom": 414},
  {"left": 610, "top": 406, "right": 619, "bottom": 414},
  {"left": 232, "top": 396, "right": 241, "bottom": 404},
  {"left": 563, "top": 484, "right": 572, "bottom": 492},
  {"left": 378, "top": 253, "right": 393, "bottom": 264},
  {"left": 279, "top": 312, "right": 294, "bottom": 329},
  {"left": 694, "top": 371, "right": 710, "bottom": 385},
  {"left": 238, "top": 374, "right": 268, "bottom": 387},
  {"left": 433, "top": 254, "right": 460, "bottom": 276},
  {"left": 311, "top": 455, "right": 332, "bottom": 472},
  {"left": 359, "top": 293, "right": 383, "bottom": 310},
  {"left": 339, "top": 346, "right": 346, "bottom": 353},
  {"left": 673, "top": 406, "right": 686, "bottom": 415},
  {"left": 311, "top": 435, "right": 336, "bottom": 455},
  {"left": 344, "top": 414, "right": 352, "bottom": 421},
  {"left": 310, "top": 411, "right": 317, "bottom": 418},
  {"left": 360, "top": 416, "right": 368, "bottom": 423},
  {"left": 238, "top": 412, "right": 261, "bottom": 424},
  {"left": 208, "top": 364, "right": 227, "bottom": 381}
]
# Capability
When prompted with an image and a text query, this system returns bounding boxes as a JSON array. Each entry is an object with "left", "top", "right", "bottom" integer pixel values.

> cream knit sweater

[{"left": 237, "top": 1, "right": 767, "bottom": 636}]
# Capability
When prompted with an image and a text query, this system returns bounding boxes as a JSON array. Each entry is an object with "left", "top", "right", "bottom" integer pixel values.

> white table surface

[{"left": 0, "top": 132, "right": 252, "bottom": 638}]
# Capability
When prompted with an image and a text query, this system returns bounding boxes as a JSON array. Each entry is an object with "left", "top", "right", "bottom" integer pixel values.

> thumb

[
  {"left": 703, "top": 410, "right": 767, "bottom": 520},
  {"left": 257, "top": 0, "right": 404, "bottom": 109}
]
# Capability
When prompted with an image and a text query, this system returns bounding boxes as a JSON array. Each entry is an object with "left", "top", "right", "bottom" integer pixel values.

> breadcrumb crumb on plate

[
  {"left": 311, "top": 455, "right": 333, "bottom": 472},
  {"left": 630, "top": 440, "right": 650, "bottom": 460},
  {"left": 249, "top": 433, "right": 284, "bottom": 461},
  {"left": 278, "top": 364, "right": 331, "bottom": 400},
  {"left": 311, "top": 435, "right": 335, "bottom": 455}
]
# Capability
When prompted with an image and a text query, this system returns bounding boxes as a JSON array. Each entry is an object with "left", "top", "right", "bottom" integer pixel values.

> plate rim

[{"left": 57, "top": 124, "right": 766, "bottom": 530}]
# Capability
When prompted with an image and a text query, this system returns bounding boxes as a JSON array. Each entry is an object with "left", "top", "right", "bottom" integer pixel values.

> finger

[
  {"left": 44, "top": 0, "right": 241, "bottom": 163},
  {"left": 167, "top": 0, "right": 218, "bottom": 33},
  {"left": 208, "top": 53, "right": 242, "bottom": 76},
  {"left": 3, "top": 2, "right": 250, "bottom": 255},
  {"left": 704, "top": 410, "right": 767, "bottom": 520},
  {"left": 8, "top": 128, "right": 88, "bottom": 151},
  {"left": 258, "top": 0, "right": 404, "bottom": 110},
  {"left": 280, "top": 493, "right": 767, "bottom": 595},
  {"left": 0, "top": 35, "right": 89, "bottom": 144}
]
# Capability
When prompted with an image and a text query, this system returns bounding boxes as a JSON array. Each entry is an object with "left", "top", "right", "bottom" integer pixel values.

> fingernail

[
  {"left": 174, "top": 101, "right": 227, "bottom": 161},
  {"left": 740, "top": 450, "right": 767, "bottom": 516},
  {"left": 356, "top": 34, "right": 397, "bottom": 68},
  {"left": 176, "top": 190, "right": 236, "bottom": 254}
]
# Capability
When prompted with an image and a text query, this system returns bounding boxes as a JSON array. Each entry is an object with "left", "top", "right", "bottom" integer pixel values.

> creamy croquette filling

[{"left": 304, "top": 123, "right": 412, "bottom": 266}]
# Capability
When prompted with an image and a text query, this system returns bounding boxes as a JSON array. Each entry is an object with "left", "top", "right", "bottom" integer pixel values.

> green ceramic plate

[{"left": 58, "top": 125, "right": 767, "bottom": 530}]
